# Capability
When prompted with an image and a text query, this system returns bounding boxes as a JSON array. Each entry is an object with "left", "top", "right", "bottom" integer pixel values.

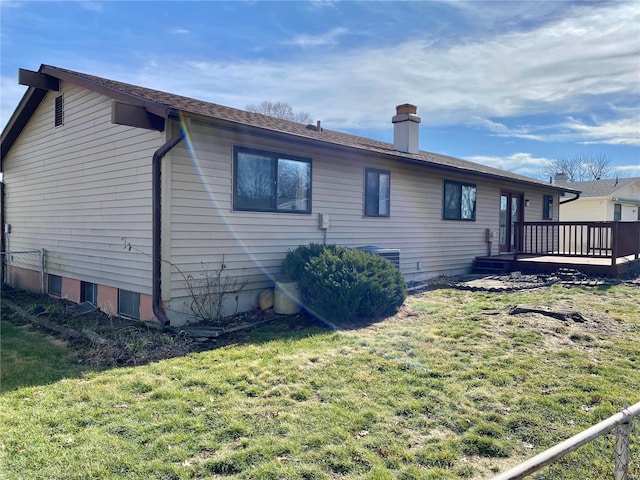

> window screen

[
  {"left": 443, "top": 180, "right": 477, "bottom": 221},
  {"left": 82, "top": 282, "right": 98, "bottom": 305},
  {"left": 118, "top": 289, "right": 140, "bottom": 319},
  {"left": 365, "top": 168, "right": 391, "bottom": 217},
  {"left": 48, "top": 274, "right": 62, "bottom": 296},
  {"left": 543, "top": 195, "right": 553, "bottom": 220},
  {"left": 233, "top": 147, "right": 311, "bottom": 213},
  {"left": 614, "top": 203, "right": 622, "bottom": 221}
]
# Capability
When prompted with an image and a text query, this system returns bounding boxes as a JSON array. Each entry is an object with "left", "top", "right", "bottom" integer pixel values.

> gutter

[
  {"left": 559, "top": 191, "right": 581, "bottom": 205},
  {"left": 611, "top": 197, "right": 640, "bottom": 205},
  {"left": 152, "top": 130, "right": 184, "bottom": 326}
]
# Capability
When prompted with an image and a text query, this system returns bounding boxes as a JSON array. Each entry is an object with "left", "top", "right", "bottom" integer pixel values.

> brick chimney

[
  {"left": 554, "top": 172, "right": 568, "bottom": 183},
  {"left": 393, "top": 104, "right": 421, "bottom": 154}
]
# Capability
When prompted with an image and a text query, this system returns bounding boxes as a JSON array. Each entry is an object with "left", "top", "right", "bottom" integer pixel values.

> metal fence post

[{"left": 614, "top": 420, "right": 631, "bottom": 480}]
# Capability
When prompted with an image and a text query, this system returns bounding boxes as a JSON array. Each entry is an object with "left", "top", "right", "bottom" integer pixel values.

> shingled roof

[
  {"left": 557, "top": 177, "right": 639, "bottom": 197},
  {"left": 2, "top": 64, "right": 579, "bottom": 193}
]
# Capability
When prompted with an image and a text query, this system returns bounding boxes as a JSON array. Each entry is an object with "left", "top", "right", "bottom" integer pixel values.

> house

[
  {"left": 1, "top": 64, "right": 581, "bottom": 325},
  {"left": 556, "top": 175, "right": 640, "bottom": 222}
]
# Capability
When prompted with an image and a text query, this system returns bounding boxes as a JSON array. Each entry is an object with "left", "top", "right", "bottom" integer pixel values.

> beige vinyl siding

[
  {"left": 560, "top": 198, "right": 606, "bottom": 222},
  {"left": 164, "top": 118, "right": 560, "bottom": 321},
  {"left": 606, "top": 180, "right": 640, "bottom": 221},
  {"left": 606, "top": 201, "right": 638, "bottom": 222},
  {"left": 3, "top": 82, "right": 163, "bottom": 293}
]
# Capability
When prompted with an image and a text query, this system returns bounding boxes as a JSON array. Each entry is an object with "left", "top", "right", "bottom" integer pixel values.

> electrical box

[
  {"left": 4, "top": 224, "right": 11, "bottom": 234},
  {"left": 319, "top": 213, "right": 330, "bottom": 230}
]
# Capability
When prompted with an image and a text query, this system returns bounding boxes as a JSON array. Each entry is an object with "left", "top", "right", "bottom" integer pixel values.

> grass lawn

[
  {"left": 1, "top": 283, "right": 639, "bottom": 479},
  {"left": 0, "top": 320, "right": 88, "bottom": 393}
]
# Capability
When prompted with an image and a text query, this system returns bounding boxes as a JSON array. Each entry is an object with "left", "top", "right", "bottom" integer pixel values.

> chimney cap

[{"left": 396, "top": 104, "right": 417, "bottom": 115}]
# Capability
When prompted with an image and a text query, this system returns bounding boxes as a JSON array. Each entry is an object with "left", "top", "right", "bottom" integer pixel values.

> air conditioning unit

[{"left": 355, "top": 245, "right": 400, "bottom": 269}]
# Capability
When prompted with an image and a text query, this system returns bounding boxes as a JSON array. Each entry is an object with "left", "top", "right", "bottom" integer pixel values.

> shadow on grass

[
  {"left": 0, "top": 284, "right": 339, "bottom": 393},
  {"left": 200, "top": 313, "right": 331, "bottom": 347},
  {"left": 0, "top": 319, "right": 105, "bottom": 394}
]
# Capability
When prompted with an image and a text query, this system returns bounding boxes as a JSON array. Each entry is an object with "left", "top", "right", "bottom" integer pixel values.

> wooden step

[{"left": 472, "top": 257, "right": 513, "bottom": 274}]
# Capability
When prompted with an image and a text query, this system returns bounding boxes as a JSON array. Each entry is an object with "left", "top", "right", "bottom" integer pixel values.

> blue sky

[{"left": 1, "top": 0, "right": 639, "bottom": 178}]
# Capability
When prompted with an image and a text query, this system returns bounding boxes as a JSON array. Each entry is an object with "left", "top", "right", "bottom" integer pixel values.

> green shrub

[
  {"left": 282, "top": 244, "right": 407, "bottom": 323},
  {"left": 281, "top": 243, "right": 327, "bottom": 281}
]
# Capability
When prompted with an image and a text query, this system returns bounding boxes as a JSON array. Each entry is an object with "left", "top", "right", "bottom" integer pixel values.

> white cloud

[
  {"left": 2, "top": 2, "right": 638, "bottom": 151},
  {"left": 565, "top": 116, "right": 640, "bottom": 147},
  {"left": 442, "top": 0, "right": 569, "bottom": 30},
  {"left": 479, "top": 113, "right": 640, "bottom": 146},
  {"left": 169, "top": 28, "right": 190, "bottom": 35},
  {"left": 0, "top": 1, "right": 23, "bottom": 8},
  {"left": 464, "top": 150, "right": 639, "bottom": 179},
  {"left": 113, "top": 2, "right": 638, "bottom": 139},
  {"left": 283, "top": 27, "right": 348, "bottom": 47},
  {"left": 463, "top": 152, "right": 553, "bottom": 177},
  {"left": 614, "top": 164, "right": 640, "bottom": 177},
  {"left": 75, "top": 1, "right": 104, "bottom": 13}
]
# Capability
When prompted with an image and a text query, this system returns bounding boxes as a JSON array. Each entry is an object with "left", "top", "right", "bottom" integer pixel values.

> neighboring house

[
  {"left": 1, "top": 65, "right": 580, "bottom": 325},
  {"left": 557, "top": 176, "right": 640, "bottom": 222}
]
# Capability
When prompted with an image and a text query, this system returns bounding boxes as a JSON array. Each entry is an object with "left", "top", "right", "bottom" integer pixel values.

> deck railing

[{"left": 514, "top": 221, "right": 640, "bottom": 266}]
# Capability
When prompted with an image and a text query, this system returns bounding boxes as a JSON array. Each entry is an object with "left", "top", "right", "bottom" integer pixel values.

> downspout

[{"left": 152, "top": 130, "right": 184, "bottom": 326}]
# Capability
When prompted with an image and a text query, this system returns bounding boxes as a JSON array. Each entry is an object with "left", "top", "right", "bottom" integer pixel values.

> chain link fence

[
  {"left": 535, "top": 418, "right": 639, "bottom": 479},
  {"left": 1, "top": 249, "right": 45, "bottom": 293},
  {"left": 493, "top": 402, "right": 640, "bottom": 480}
]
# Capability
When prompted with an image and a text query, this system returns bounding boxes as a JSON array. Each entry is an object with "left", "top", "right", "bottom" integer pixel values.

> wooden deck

[
  {"left": 474, "top": 253, "right": 640, "bottom": 277},
  {"left": 493, "top": 220, "right": 640, "bottom": 277}
]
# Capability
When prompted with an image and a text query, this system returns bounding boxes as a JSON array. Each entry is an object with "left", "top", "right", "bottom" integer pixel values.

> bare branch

[
  {"left": 246, "top": 101, "right": 312, "bottom": 124},
  {"left": 584, "top": 152, "right": 612, "bottom": 180},
  {"left": 542, "top": 153, "right": 613, "bottom": 182}
]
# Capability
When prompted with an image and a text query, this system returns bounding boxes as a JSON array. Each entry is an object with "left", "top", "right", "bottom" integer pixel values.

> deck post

[{"left": 611, "top": 222, "right": 618, "bottom": 266}]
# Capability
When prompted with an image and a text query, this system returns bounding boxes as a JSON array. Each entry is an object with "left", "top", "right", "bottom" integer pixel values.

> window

[
  {"left": 81, "top": 281, "right": 98, "bottom": 305},
  {"left": 364, "top": 168, "right": 390, "bottom": 217},
  {"left": 48, "top": 274, "right": 62, "bottom": 296},
  {"left": 233, "top": 147, "right": 311, "bottom": 213},
  {"left": 614, "top": 203, "right": 622, "bottom": 221},
  {"left": 543, "top": 195, "right": 553, "bottom": 220},
  {"left": 118, "top": 289, "right": 140, "bottom": 319},
  {"left": 443, "top": 180, "right": 477, "bottom": 221},
  {"left": 54, "top": 95, "right": 64, "bottom": 127}
]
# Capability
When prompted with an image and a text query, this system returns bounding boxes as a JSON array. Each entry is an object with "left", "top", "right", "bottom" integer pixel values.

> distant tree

[
  {"left": 542, "top": 153, "right": 613, "bottom": 182},
  {"left": 583, "top": 152, "right": 613, "bottom": 180},
  {"left": 245, "top": 101, "right": 312, "bottom": 124}
]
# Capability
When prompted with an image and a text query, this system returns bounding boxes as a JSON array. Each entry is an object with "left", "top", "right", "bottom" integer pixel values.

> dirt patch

[
  {"left": 493, "top": 307, "right": 625, "bottom": 354},
  {"left": 411, "top": 269, "right": 639, "bottom": 293}
]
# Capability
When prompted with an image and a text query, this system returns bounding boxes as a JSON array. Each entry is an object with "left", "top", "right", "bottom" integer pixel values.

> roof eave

[
  {"left": 1, "top": 85, "right": 47, "bottom": 164},
  {"left": 174, "top": 110, "right": 578, "bottom": 193},
  {"left": 41, "top": 65, "right": 170, "bottom": 119},
  {"left": 1, "top": 65, "right": 173, "bottom": 164},
  {"left": 0, "top": 64, "right": 590, "bottom": 194}
]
